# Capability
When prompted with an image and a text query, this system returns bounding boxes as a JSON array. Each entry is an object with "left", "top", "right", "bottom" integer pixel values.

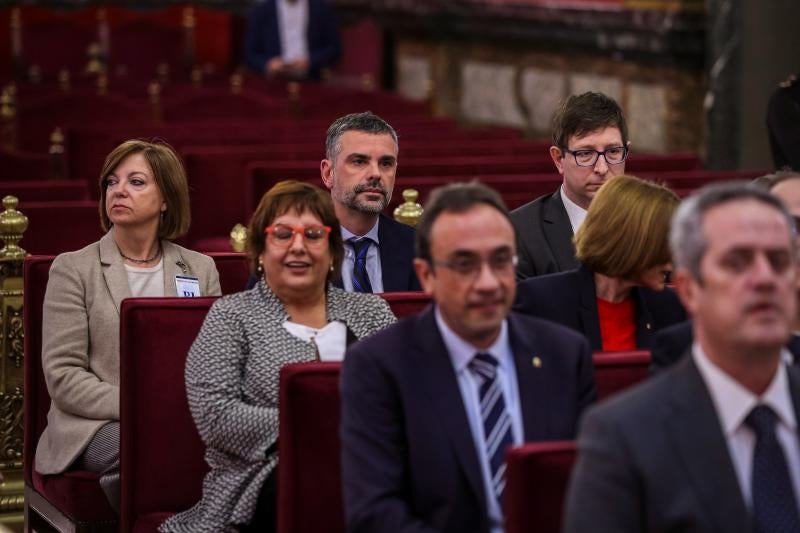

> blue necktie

[
  {"left": 746, "top": 404, "right": 800, "bottom": 533},
  {"left": 349, "top": 238, "right": 373, "bottom": 293},
  {"left": 469, "top": 352, "right": 514, "bottom": 509}
]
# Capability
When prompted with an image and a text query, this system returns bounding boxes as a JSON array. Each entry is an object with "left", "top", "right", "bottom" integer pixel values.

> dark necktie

[
  {"left": 469, "top": 352, "right": 514, "bottom": 510},
  {"left": 745, "top": 404, "right": 800, "bottom": 533},
  {"left": 349, "top": 238, "right": 373, "bottom": 293}
]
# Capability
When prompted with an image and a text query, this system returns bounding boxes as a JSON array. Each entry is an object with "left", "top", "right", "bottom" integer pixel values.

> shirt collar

[
  {"left": 560, "top": 185, "right": 587, "bottom": 233},
  {"left": 341, "top": 217, "right": 380, "bottom": 244},
  {"left": 692, "top": 342, "right": 797, "bottom": 437},
  {"left": 434, "top": 306, "right": 509, "bottom": 374}
]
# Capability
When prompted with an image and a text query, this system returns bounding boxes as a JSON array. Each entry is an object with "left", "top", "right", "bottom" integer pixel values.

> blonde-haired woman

[
  {"left": 514, "top": 175, "right": 685, "bottom": 351},
  {"left": 35, "top": 140, "right": 221, "bottom": 511}
]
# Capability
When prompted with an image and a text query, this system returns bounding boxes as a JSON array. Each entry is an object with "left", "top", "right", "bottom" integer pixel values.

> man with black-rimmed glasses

[{"left": 511, "top": 92, "right": 629, "bottom": 279}]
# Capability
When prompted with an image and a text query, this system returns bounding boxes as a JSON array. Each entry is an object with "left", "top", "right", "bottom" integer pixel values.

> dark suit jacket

[
  {"left": 242, "top": 0, "right": 341, "bottom": 80},
  {"left": 514, "top": 263, "right": 687, "bottom": 351},
  {"left": 510, "top": 189, "right": 578, "bottom": 280},
  {"left": 340, "top": 306, "right": 597, "bottom": 533},
  {"left": 246, "top": 214, "right": 420, "bottom": 292},
  {"left": 767, "top": 76, "right": 800, "bottom": 170},
  {"left": 564, "top": 355, "right": 800, "bottom": 533},
  {"left": 651, "top": 320, "right": 800, "bottom": 373},
  {"left": 333, "top": 214, "right": 421, "bottom": 293}
]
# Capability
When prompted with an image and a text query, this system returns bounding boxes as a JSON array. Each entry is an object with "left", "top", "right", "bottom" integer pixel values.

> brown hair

[
  {"left": 551, "top": 92, "right": 628, "bottom": 149},
  {"left": 247, "top": 180, "right": 343, "bottom": 282},
  {"left": 98, "top": 139, "right": 190, "bottom": 239},
  {"left": 575, "top": 175, "right": 679, "bottom": 278}
]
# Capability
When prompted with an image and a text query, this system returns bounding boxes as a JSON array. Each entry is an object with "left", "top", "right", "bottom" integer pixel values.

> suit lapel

[
  {"left": 411, "top": 306, "right": 487, "bottom": 516},
  {"left": 507, "top": 314, "right": 551, "bottom": 441},
  {"left": 541, "top": 192, "right": 578, "bottom": 271},
  {"left": 377, "top": 215, "right": 405, "bottom": 292},
  {"left": 162, "top": 241, "right": 188, "bottom": 297},
  {"left": 664, "top": 356, "right": 749, "bottom": 533},
  {"left": 99, "top": 232, "right": 131, "bottom": 315},
  {"left": 576, "top": 265, "right": 602, "bottom": 350}
]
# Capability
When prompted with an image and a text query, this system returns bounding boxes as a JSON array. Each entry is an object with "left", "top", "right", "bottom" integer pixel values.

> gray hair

[
  {"left": 752, "top": 169, "right": 800, "bottom": 191},
  {"left": 324, "top": 111, "right": 399, "bottom": 161},
  {"left": 670, "top": 181, "right": 795, "bottom": 281}
]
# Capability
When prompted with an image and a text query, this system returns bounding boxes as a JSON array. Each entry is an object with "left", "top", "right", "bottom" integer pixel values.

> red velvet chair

[
  {"left": 119, "top": 297, "right": 216, "bottom": 533},
  {"left": 592, "top": 350, "right": 651, "bottom": 401},
  {"left": 23, "top": 255, "right": 117, "bottom": 532},
  {"left": 0, "top": 149, "right": 56, "bottom": 181},
  {"left": 3, "top": 180, "right": 89, "bottom": 202},
  {"left": 278, "top": 362, "right": 344, "bottom": 533},
  {"left": 207, "top": 252, "right": 250, "bottom": 295},
  {"left": 380, "top": 291, "right": 430, "bottom": 318},
  {"left": 17, "top": 200, "right": 103, "bottom": 255},
  {"left": 505, "top": 441, "right": 577, "bottom": 533}
]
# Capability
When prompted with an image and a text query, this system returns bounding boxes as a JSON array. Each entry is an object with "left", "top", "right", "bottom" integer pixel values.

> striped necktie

[
  {"left": 469, "top": 352, "right": 514, "bottom": 509},
  {"left": 349, "top": 238, "right": 373, "bottom": 293}
]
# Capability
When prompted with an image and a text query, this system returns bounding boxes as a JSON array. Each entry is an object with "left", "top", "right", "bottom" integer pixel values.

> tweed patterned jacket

[{"left": 160, "top": 279, "right": 396, "bottom": 533}]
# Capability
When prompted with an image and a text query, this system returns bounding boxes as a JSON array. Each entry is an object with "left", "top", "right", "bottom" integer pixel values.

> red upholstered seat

[
  {"left": 278, "top": 362, "right": 345, "bottom": 533},
  {"left": 0, "top": 149, "right": 55, "bottom": 181},
  {"left": 207, "top": 252, "right": 250, "bottom": 295},
  {"left": 593, "top": 350, "right": 651, "bottom": 400},
  {"left": 505, "top": 441, "right": 576, "bottom": 533},
  {"left": 3, "top": 180, "right": 89, "bottom": 202},
  {"left": 23, "top": 255, "right": 117, "bottom": 531},
  {"left": 380, "top": 291, "right": 430, "bottom": 318},
  {"left": 18, "top": 200, "right": 103, "bottom": 255},
  {"left": 119, "top": 297, "right": 216, "bottom": 533}
]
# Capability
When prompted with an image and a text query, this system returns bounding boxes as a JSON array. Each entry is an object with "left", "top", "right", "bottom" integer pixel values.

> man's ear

[
  {"left": 549, "top": 146, "right": 565, "bottom": 176},
  {"left": 413, "top": 258, "right": 435, "bottom": 297},
  {"left": 320, "top": 159, "right": 334, "bottom": 190},
  {"left": 673, "top": 268, "right": 698, "bottom": 317}
]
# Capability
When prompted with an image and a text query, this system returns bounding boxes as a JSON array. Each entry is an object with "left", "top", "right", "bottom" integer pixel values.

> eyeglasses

[
  {"left": 563, "top": 145, "right": 628, "bottom": 167},
  {"left": 264, "top": 224, "right": 331, "bottom": 246},
  {"left": 431, "top": 251, "right": 518, "bottom": 279}
]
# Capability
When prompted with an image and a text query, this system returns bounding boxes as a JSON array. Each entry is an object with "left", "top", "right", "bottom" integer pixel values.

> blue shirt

[
  {"left": 341, "top": 219, "right": 383, "bottom": 293},
  {"left": 435, "top": 307, "right": 523, "bottom": 533}
]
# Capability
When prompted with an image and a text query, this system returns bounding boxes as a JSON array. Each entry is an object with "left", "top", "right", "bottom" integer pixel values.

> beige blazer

[{"left": 35, "top": 231, "right": 221, "bottom": 475}]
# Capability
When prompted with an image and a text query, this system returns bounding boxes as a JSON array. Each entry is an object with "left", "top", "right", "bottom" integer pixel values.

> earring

[
  {"left": 329, "top": 263, "right": 334, "bottom": 272},
  {"left": 257, "top": 260, "right": 264, "bottom": 274}
]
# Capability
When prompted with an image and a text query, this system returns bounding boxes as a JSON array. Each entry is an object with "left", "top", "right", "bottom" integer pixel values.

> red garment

[{"left": 596, "top": 297, "right": 637, "bottom": 351}]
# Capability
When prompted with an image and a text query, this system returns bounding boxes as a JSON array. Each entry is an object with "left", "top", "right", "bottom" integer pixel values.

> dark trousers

[{"left": 240, "top": 467, "right": 278, "bottom": 533}]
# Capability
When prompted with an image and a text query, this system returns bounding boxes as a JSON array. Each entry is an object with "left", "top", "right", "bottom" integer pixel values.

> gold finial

[
  {"left": 191, "top": 66, "right": 203, "bottom": 87},
  {"left": 360, "top": 74, "right": 376, "bottom": 92},
  {"left": 157, "top": 63, "right": 169, "bottom": 85},
  {"left": 230, "top": 223, "right": 248, "bottom": 253},
  {"left": 50, "top": 128, "right": 65, "bottom": 179},
  {"left": 393, "top": 189, "right": 423, "bottom": 227},
  {"left": 85, "top": 42, "right": 105, "bottom": 75},
  {"left": 49, "top": 127, "right": 64, "bottom": 148},
  {"left": 96, "top": 72, "right": 108, "bottom": 96},
  {"left": 0, "top": 196, "right": 28, "bottom": 261},
  {"left": 0, "top": 89, "right": 15, "bottom": 119},
  {"left": 27, "top": 65, "right": 41, "bottom": 84},
  {"left": 58, "top": 68, "right": 70, "bottom": 91},
  {"left": 230, "top": 73, "right": 242, "bottom": 94},
  {"left": 182, "top": 6, "right": 195, "bottom": 29}
]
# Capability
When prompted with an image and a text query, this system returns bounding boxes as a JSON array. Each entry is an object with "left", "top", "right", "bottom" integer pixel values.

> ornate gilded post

[
  {"left": 84, "top": 43, "right": 105, "bottom": 76},
  {"left": 393, "top": 189, "right": 423, "bottom": 227},
  {"left": 191, "top": 66, "right": 203, "bottom": 88},
  {"left": 57, "top": 69, "right": 70, "bottom": 92},
  {"left": 230, "top": 72, "right": 242, "bottom": 95},
  {"left": 0, "top": 196, "right": 28, "bottom": 522},
  {"left": 49, "top": 128, "right": 65, "bottom": 180}
]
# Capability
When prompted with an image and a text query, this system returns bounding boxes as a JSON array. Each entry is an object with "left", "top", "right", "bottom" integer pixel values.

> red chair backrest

[
  {"left": 505, "top": 441, "right": 577, "bottom": 533},
  {"left": 119, "top": 297, "right": 216, "bottom": 533},
  {"left": 207, "top": 252, "right": 249, "bottom": 295},
  {"left": 3, "top": 180, "right": 89, "bottom": 201},
  {"left": 278, "top": 362, "right": 344, "bottom": 533},
  {"left": 23, "top": 255, "right": 56, "bottom": 487},
  {"left": 380, "top": 292, "right": 430, "bottom": 318},
  {"left": 18, "top": 200, "right": 103, "bottom": 255},
  {"left": 592, "top": 350, "right": 651, "bottom": 401}
]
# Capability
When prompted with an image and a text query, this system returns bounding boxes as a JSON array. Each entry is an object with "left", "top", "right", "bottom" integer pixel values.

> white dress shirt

[
  {"left": 693, "top": 343, "right": 800, "bottom": 511},
  {"left": 340, "top": 219, "right": 383, "bottom": 293},
  {"left": 276, "top": 0, "right": 309, "bottom": 63},
  {"left": 560, "top": 185, "right": 587, "bottom": 234},
  {"left": 436, "top": 308, "right": 523, "bottom": 533}
]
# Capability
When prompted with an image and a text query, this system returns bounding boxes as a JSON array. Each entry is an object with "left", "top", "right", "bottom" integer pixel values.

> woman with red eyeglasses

[{"left": 161, "top": 180, "right": 396, "bottom": 533}]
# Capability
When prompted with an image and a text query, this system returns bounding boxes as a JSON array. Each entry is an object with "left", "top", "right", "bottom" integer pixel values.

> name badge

[{"left": 175, "top": 275, "right": 201, "bottom": 297}]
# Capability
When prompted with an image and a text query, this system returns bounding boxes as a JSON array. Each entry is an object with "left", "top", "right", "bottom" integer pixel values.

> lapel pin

[
  {"left": 176, "top": 260, "right": 188, "bottom": 274},
  {"left": 532, "top": 356, "right": 542, "bottom": 368}
]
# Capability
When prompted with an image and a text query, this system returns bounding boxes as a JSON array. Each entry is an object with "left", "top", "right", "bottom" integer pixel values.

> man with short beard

[{"left": 320, "top": 111, "right": 420, "bottom": 293}]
